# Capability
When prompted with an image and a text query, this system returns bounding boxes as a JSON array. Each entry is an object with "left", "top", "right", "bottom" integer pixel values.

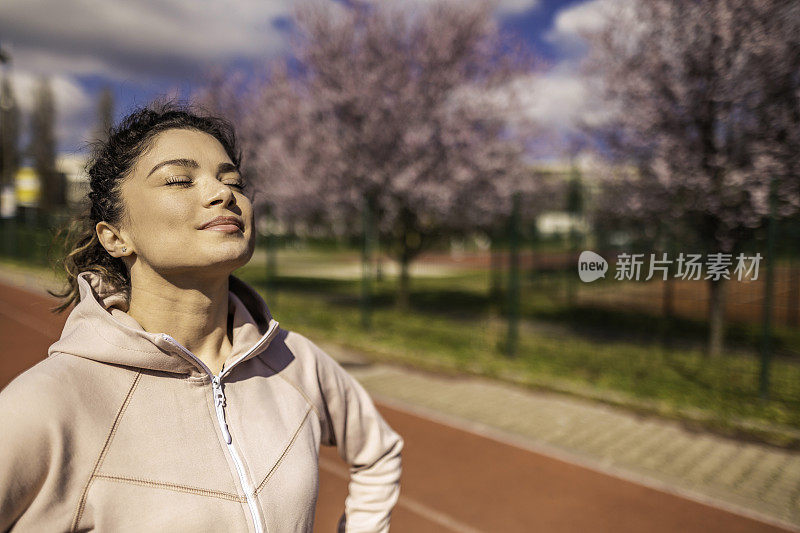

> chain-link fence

[{"left": 503, "top": 213, "right": 800, "bottom": 438}]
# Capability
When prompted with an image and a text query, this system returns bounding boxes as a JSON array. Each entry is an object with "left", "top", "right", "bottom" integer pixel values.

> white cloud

[
  {"left": 508, "top": 66, "right": 610, "bottom": 131},
  {"left": 461, "top": 62, "right": 608, "bottom": 135},
  {"left": 6, "top": 69, "right": 95, "bottom": 154},
  {"left": 7, "top": 47, "right": 136, "bottom": 82},
  {"left": 0, "top": 0, "right": 297, "bottom": 153},
  {"left": 544, "top": 0, "right": 620, "bottom": 56},
  {"left": 0, "top": 0, "right": 294, "bottom": 81},
  {"left": 9, "top": 70, "right": 90, "bottom": 119},
  {"left": 0, "top": 0, "right": 541, "bottom": 83},
  {"left": 486, "top": 0, "right": 626, "bottom": 151},
  {"left": 518, "top": 70, "right": 588, "bottom": 127},
  {"left": 447, "top": 64, "right": 610, "bottom": 161}
]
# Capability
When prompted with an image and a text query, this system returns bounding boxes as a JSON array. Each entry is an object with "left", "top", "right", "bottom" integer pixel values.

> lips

[{"left": 199, "top": 216, "right": 244, "bottom": 231}]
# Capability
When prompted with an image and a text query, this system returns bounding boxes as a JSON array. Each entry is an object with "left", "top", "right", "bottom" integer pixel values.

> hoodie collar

[{"left": 48, "top": 271, "right": 280, "bottom": 377}]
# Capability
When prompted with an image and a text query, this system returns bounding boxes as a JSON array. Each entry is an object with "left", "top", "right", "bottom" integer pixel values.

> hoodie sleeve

[{"left": 309, "top": 341, "right": 403, "bottom": 533}]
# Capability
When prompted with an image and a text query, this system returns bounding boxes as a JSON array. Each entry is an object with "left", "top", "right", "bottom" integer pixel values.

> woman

[{"left": 0, "top": 102, "right": 403, "bottom": 532}]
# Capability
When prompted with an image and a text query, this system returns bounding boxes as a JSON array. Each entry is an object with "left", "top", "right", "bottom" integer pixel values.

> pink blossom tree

[
  {"left": 238, "top": 0, "right": 536, "bottom": 309},
  {"left": 583, "top": 0, "right": 800, "bottom": 356}
]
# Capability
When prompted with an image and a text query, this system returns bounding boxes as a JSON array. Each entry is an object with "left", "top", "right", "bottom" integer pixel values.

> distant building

[
  {"left": 528, "top": 156, "right": 600, "bottom": 240},
  {"left": 57, "top": 154, "right": 90, "bottom": 208},
  {"left": 0, "top": 154, "right": 88, "bottom": 218},
  {"left": 536, "top": 211, "right": 589, "bottom": 237},
  {"left": 14, "top": 167, "right": 40, "bottom": 208}
]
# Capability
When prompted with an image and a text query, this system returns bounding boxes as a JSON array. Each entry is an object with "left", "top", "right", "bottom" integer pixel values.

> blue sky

[
  {"left": 501, "top": 0, "right": 591, "bottom": 60},
  {"left": 0, "top": 0, "right": 607, "bottom": 157}
]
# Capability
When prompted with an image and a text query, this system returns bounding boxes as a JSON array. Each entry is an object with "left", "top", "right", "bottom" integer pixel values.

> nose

[{"left": 203, "top": 178, "right": 235, "bottom": 208}]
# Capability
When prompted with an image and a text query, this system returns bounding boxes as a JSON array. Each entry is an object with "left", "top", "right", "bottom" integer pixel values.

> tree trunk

[
  {"left": 707, "top": 277, "right": 727, "bottom": 357},
  {"left": 659, "top": 269, "right": 675, "bottom": 350},
  {"left": 267, "top": 242, "right": 277, "bottom": 280},
  {"left": 394, "top": 208, "right": 421, "bottom": 311},
  {"left": 375, "top": 252, "right": 383, "bottom": 282},
  {"left": 361, "top": 195, "right": 375, "bottom": 329},
  {"left": 489, "top": 233, "right": 503, "bottom": 303},
  {"left": 565, "top": 242, "right": 576, "bottom": 307},
  {"left": 397, "top": 253, "right": 410, "bottom": 311},
  {"left": 663, "top": 275, "right": 674, "bottom": 318},
  {"left": 787, "top": 261, "right": 799, "bottom": 328}
]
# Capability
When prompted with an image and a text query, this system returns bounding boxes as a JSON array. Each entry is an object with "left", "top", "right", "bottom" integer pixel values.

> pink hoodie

[{"left": 0, "top": 271, "right": 403, "bottom": 532}]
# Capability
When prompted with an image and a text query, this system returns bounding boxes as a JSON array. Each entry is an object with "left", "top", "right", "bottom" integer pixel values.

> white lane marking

[{"left": 318, "top": 456, "right": 485, "bottom": 533}]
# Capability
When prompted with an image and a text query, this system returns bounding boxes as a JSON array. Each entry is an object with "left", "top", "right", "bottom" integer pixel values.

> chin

[
  {"left": 220, "top": 246, "right": 255, "bottom": 270},
  {"left": 181, "top": 234, "right": 255, "bottom": 272}
]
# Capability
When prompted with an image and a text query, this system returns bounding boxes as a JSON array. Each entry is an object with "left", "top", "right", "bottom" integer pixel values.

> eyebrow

[{"left": 146, "top": 158, "right": 239, "bottom": 178}]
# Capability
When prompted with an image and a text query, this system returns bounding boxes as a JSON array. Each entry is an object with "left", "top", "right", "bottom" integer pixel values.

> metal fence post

[
  {"left": 759, "top": 176, "right": 777, "bottom": 401},
  {"left": 360, "top": 193, "right": 373, "bottom": 330},
  {"left": 506, "top": 191, "right": 521, "bottom": 358}
]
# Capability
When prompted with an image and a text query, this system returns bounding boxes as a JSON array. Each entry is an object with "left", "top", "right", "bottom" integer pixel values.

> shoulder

[
  {"left": 261, "top": 328, "right": 337, "bottom": 372},
  {"left": 284, "top": 330, "right": 331, "bottom": 361},
  {"left": 259, "top": 328, "right": 357, "bottom": 399},
  {"left": 278, "top": 329, "right": 356, "bottom": 384},
  {"left": 0, "top": 352, "right": 143, "bottom": 491},
  {"left": 2, "top": 351, "right": 119, "bottom": 398},
  {"left": 0, "top": 352, "right": 138, "bottom": 434},
  {"left": 0, "top": 354, "right": 72, "bottom": 411}
]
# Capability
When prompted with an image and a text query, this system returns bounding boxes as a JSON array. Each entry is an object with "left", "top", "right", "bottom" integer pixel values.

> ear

[{"left": 96, "top": 221, "right": 131, "bottom": 258}]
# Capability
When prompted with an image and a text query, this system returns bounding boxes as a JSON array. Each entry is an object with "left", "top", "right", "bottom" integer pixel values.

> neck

[{"left": 126, "top": 263, "right": 233, "bottom": 375}]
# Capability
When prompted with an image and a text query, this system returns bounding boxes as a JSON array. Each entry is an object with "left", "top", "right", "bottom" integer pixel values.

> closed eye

[
  {"left": 165, "top": 177, "right": 193, "bottom": 187},
  {"left": 165, "top": 176, "right": 247, "bottom": 190},
  {"left": 221, "top": 170, "right": 246, "bottom": 190}
]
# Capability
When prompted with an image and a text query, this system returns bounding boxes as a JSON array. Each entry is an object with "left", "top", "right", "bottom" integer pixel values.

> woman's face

[{"left": 111, "top": 127, "right": 255, "bottom": 277}]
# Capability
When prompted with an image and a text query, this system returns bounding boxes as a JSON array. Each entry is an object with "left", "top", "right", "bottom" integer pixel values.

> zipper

[
  {"left": 211, "top": 375, "right": 263, "bottom": 533},
  {"left": 160, "top": 319, "right": 279, "bottom": 533},
  {"left": 212, "top": 375, "right": 232, "bottom": 444}
]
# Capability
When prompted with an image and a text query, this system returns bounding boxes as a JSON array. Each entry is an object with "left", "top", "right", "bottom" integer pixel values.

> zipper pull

[{"left": 212, "top": 376, "right": 232, "bottom": 444}]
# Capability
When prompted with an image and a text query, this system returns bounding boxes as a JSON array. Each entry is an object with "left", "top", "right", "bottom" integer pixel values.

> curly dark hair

[{"left": 48, "top": 99, "right": 243, "bottom": 313}]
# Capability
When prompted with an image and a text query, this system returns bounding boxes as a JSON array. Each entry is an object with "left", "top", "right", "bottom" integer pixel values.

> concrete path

[{"left": 318, "top": 342, "right": 800, "bottom": 530}]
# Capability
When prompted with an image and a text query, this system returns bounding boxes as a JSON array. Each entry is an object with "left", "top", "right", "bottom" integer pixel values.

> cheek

[
  {"left": 248, "top": 204, "right": 258, "bottom": 239},
  {"left": 127, "top": 195, "right": 195, "bottom": 249},
  {"left": 238, "top": 195, "right": 254, "bottom": 227}
]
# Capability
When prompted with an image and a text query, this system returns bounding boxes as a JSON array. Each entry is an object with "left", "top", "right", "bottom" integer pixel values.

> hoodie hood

[{"left": 48, "top": 271, "right": 280, "bottom": 376}]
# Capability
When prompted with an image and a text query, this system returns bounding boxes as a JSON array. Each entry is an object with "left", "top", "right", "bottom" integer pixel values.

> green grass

[{"left": 233, "top": 256, "right": 800, "bottom": 448}]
